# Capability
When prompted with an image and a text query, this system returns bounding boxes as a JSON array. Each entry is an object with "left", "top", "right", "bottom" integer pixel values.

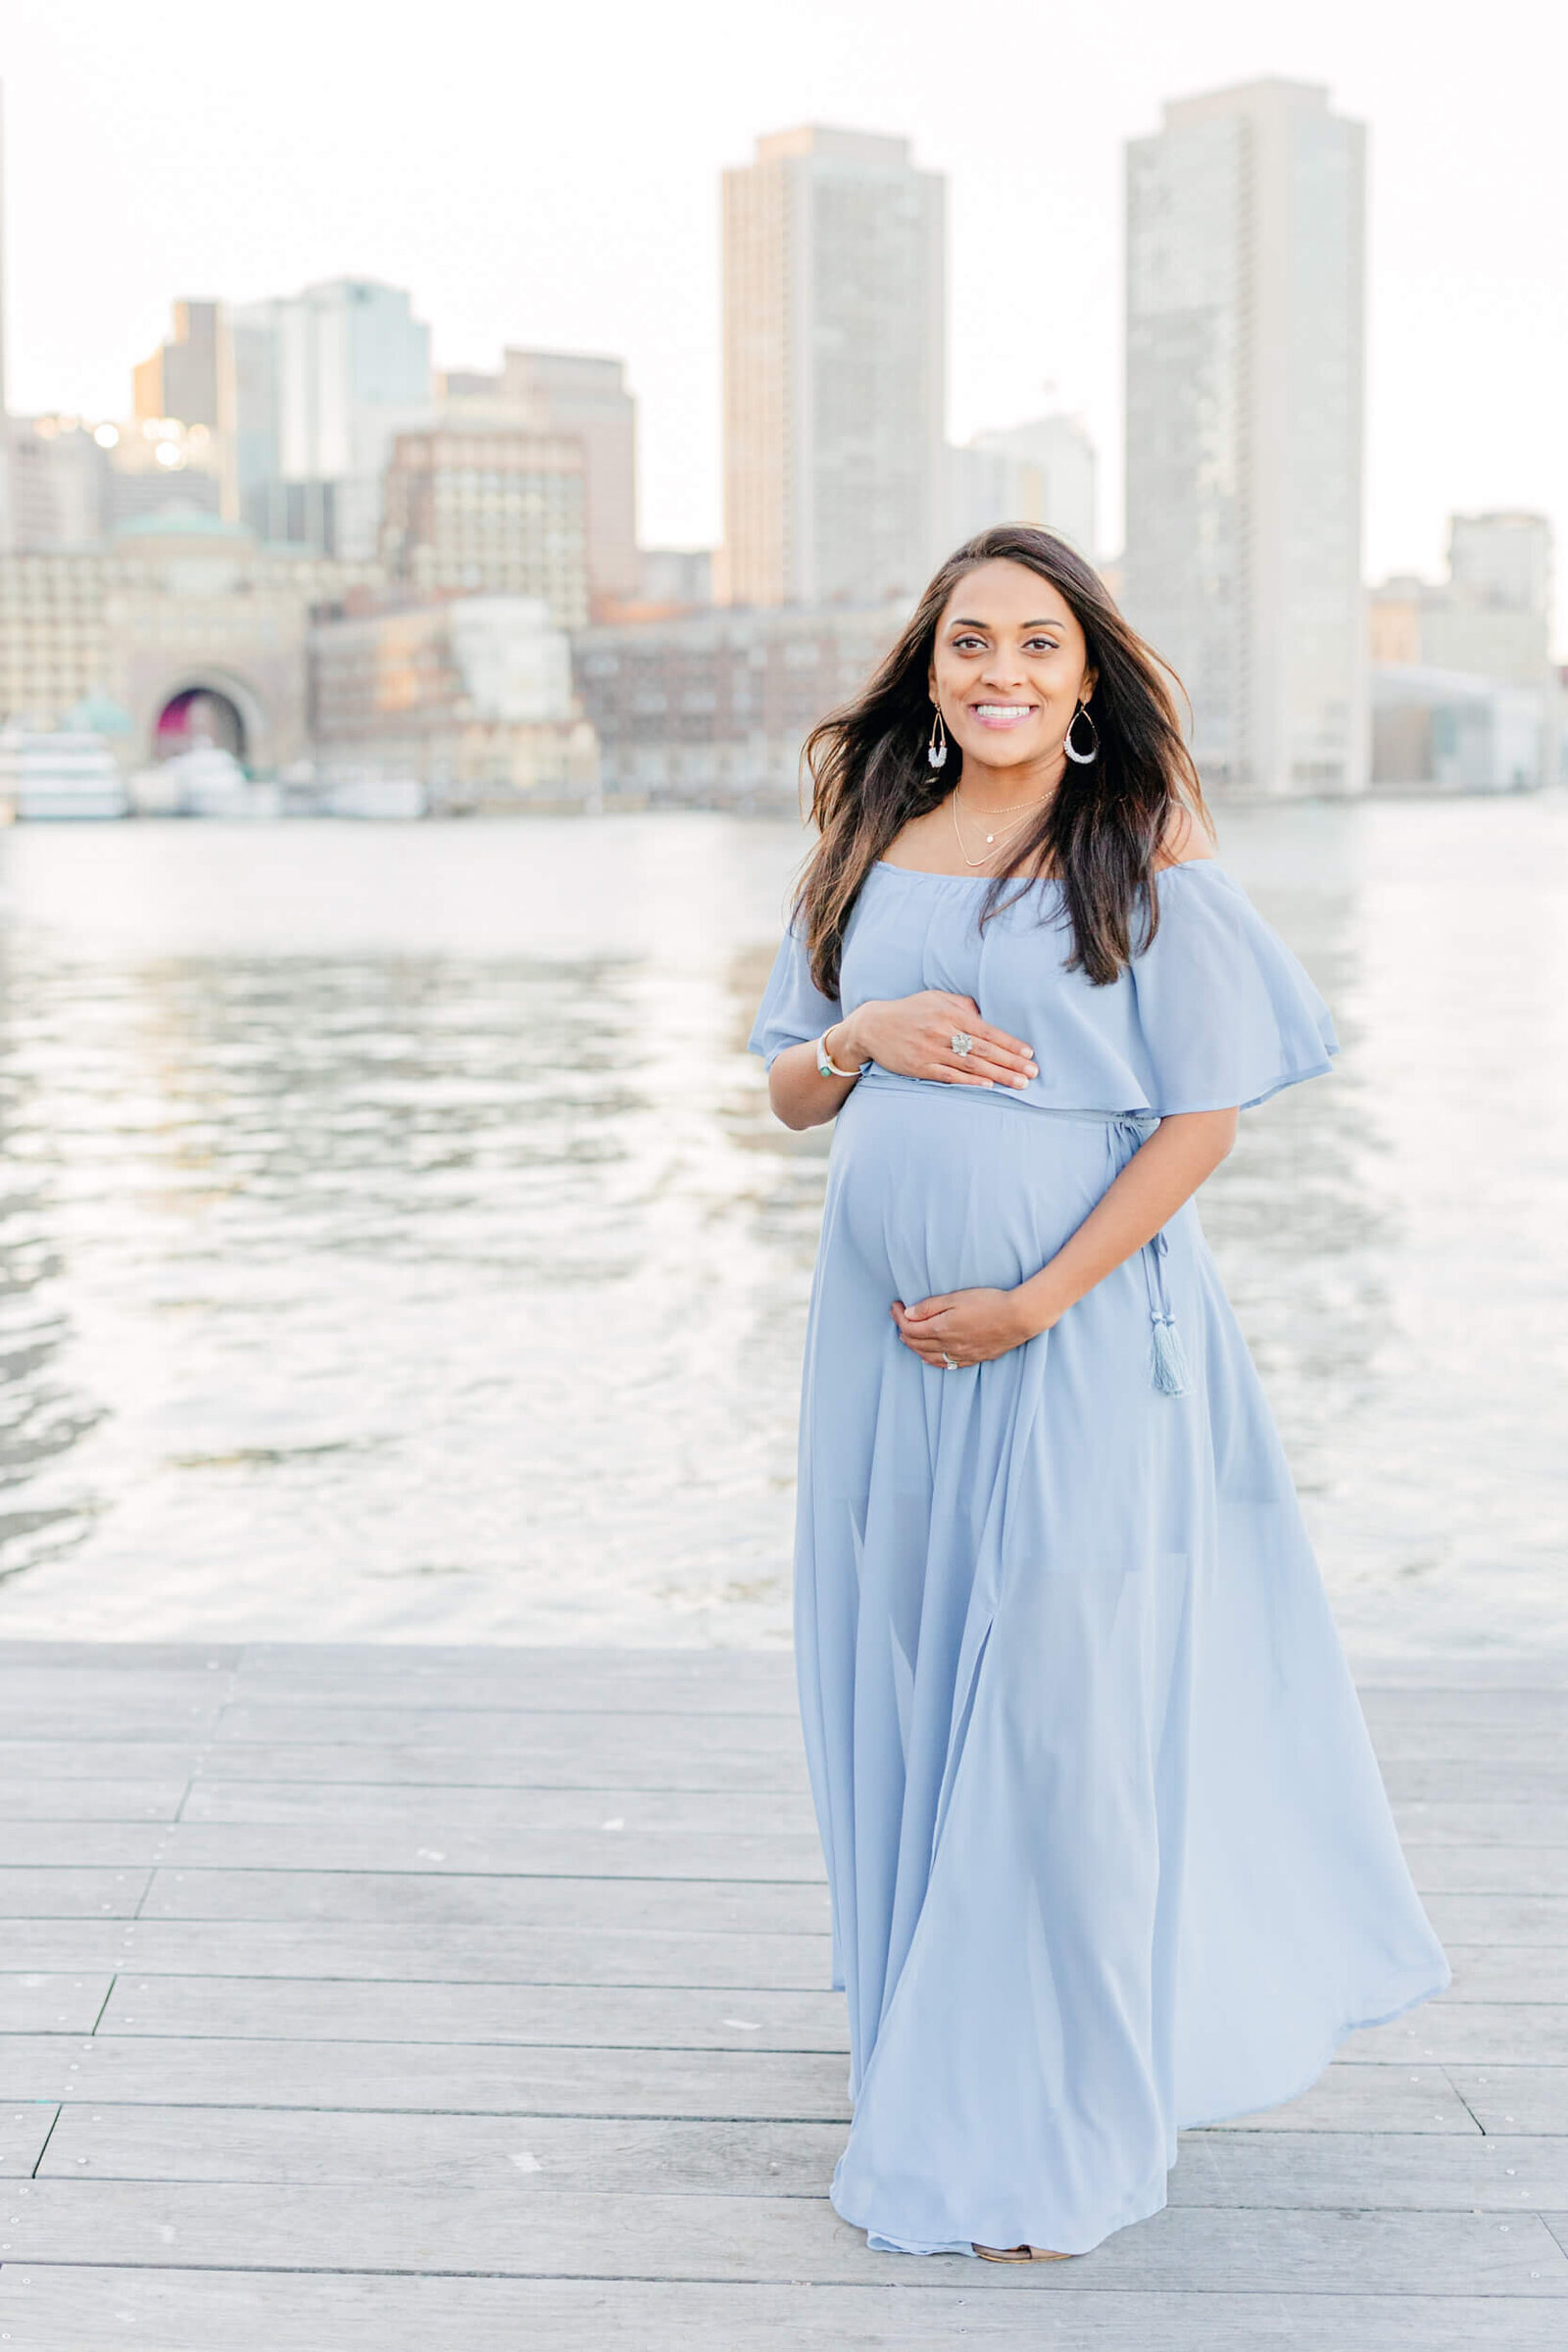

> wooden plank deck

[{"left": 0, "top": 1642, "right": 1564, "bottom": 2350}]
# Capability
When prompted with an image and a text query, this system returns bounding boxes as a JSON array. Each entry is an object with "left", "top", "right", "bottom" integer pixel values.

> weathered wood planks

[
  {"left": 4, "top": 2272, "right": 1566, "bottom": 2351},
  {"left": 0, "top": 1640, "right": 1563, "bottom": 2352}
]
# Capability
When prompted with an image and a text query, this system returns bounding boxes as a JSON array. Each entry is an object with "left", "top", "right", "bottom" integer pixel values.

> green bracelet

[{"left": 815, "top": 1030, "right": 862, "bottom": 1080}]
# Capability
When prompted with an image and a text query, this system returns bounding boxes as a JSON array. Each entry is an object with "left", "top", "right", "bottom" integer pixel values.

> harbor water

[{"left": 0, "top": 796, "right": 1561, "bottom": 1655}]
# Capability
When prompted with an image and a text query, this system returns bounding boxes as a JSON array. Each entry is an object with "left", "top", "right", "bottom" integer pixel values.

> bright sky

[{"left": 6, "top": 0, "right": 1566, "bottom": 644}]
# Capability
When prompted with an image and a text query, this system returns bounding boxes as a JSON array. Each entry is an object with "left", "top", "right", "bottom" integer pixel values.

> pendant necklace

[{"left": 950, "top": 793, "right": 1046, "bottom": 869}]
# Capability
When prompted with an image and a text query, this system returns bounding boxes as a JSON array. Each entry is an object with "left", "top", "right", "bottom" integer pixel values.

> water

[{"left": 0, "top": 799, "right": 1561, "bottom": 1655}]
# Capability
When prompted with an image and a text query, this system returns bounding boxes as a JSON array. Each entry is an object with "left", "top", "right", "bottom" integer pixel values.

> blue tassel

[{"left": 1150, "top": 1313, "right": 1193, "bottom": 1398}]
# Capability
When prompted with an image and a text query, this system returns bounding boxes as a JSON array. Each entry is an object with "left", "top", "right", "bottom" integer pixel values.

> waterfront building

[
  {"left": 103, "top": 417, "right": 227, "bottom": 530},
  {"left": 232, "top": 279, "right": 433, "bottom": 560},
  {"left": 309, "top": 594, "right": 595, "bottom": 805},
  {"left": 1427, "top": 513, "right": 1553, "bottom": 684},
  {"left": 379, "top": 424, "right": 589, "bottom": 627},
  {"left": 1370, "top": 666, "right": 1546, "bottom": 793},
  {"left": 131, "top": 300, "right": 241, "bottom": 519},
  {"left": 504, "top": 353, "right": 637, "bottom": 608},
  {"left": 124, "top": 284, "right": 433, "bottom": 556},
  {"left": 1370, "top": 521, "right": 1554, "bottom": 687},
  {"left": 1123, "top": 79, "right": 1366, "bottom": 793},
  {"left": 0, "top": 548, "right": 116, "bottom": 726},
  {"left": 6, "top": 411, "right": 237, "bottom": 548},
  {"left": 720, "top": 126, "right": 946, "bottom": 608},
  {"left": 230, "top": 300, "right": 286, "bottom": 535},
  {"left": 946, "top": 416, "right": 1097, "bottom": 562},
  {"left": 636, "top": 548, "right": 713, "bottom": 611},
  {"left": 1368, "top": 512, "right": 1557, "bottom": 788},
  {"left": 437, "top": 350, "right": 638, "bottom": 611},
  {"left": 572, "top": 602, "right": 906, "bottom": 804},
  {"left": 133, "top": 301, "right": 229, "bottom": 434},
  {"left": 0, "top": 511, "right": 377, "bottom": 769},
  {"left": 7, "top": 417, "right": 112, "bottom": 548},
  {"left": 1368, "top": 577, "right": 1424, "bottom": 668}
]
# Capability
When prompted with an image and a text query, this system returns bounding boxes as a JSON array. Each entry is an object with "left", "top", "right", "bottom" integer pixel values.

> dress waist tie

[{"left": 1104, "top": 1112, "right": 1193, "bottom": 1399}]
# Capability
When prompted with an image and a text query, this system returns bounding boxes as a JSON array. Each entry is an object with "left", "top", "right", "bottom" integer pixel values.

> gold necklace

[
  {"left": 954, "top": 785, "right": 1054, "bottom": 818},
  {"left": 949, "top": 794, "right": 1043, "bottom": 869}
]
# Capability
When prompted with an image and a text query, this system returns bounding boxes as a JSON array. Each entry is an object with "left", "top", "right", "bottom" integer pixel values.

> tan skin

[{"left": 767, "top": 559, "right": 1238, "bottom": 1393}]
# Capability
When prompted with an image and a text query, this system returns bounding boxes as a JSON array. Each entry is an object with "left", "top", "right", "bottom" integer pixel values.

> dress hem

[
  {"left": 829, "top": 1959, "right": 1451, "bottom": 2260},
  {"left": 1175, "top": 1959, "right": 1452, "bottom": 2135}
]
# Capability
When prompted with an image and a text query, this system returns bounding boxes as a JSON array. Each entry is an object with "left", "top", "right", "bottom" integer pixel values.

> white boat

[
  {"left": 0, "top": 731, "right": 130, "bottom": 820},
  {"left": 150, "top": 744, "right": 283, "bottom": 820},
  {"left": 321, "top": 776, "right": 427, "bottom": 820}
]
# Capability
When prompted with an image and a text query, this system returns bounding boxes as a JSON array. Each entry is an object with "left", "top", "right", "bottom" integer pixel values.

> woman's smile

[{"left": 970, "top": 702, "right": 1038, "bottom": 730}]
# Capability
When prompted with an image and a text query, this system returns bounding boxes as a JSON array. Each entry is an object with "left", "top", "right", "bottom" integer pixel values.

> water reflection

[{"left": 0, "top": 803, "right": 1560, "bottom": 1653}]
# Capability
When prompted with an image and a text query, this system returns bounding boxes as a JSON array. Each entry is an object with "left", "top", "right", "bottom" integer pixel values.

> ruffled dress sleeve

[
  {"left": 1131, "top": 864, "right": 1338, "bottom": 1114},
  {"left": 748, "top": 924, "right": 843, "bottom": 1069}
]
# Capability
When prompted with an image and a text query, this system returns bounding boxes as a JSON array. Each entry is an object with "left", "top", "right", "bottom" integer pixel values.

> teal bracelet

[{"left": 815, "top": 1030, "right": 863, "bottom": 1081}]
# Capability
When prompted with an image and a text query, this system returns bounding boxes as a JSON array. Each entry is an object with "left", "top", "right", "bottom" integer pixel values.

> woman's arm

[
  {"left": 894, "top": 1107, "right": 1238, "bottom": 1366},
  {"left": 767, "top": 994, "right": 1037, "bottom": 1132}
]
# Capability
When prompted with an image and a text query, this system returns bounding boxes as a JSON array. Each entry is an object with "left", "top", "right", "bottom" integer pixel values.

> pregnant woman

[{"left": 750, "top": 525, "right": 1447, "bottom": 2260}]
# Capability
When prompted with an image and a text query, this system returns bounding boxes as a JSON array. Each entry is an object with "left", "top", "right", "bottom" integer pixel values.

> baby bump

[{"left": 826, "top": 1080, "right": 1115, "bottom": 1302}]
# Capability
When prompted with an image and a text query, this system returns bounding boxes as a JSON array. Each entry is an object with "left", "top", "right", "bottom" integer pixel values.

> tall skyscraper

[
  {"left": 234, "top": 279, "right": 432, "bottom": 559},
  {"left": 131, "top": 301, "right": 236, "bottom": 516},
  {"left": 230, "top": 301, "right": 284, "bottom": 528},
  {"left": 133, "top": 301, "right": 229, "bottom": 432},
  {"left": 720, "top": 125, "right": 946, "bottom": 608},
  {"left": 1123, "top": 80, "right": 1367, "bottom": 792}
]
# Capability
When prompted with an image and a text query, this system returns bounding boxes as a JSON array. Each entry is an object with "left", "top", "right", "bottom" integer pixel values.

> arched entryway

[{"left": 154, "top": 686, "right": 248, "bottom": 763}]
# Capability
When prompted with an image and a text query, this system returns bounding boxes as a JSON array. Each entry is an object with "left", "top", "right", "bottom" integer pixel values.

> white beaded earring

[{"left": 1063, "top": 702, "right": 1100, "bottom": 765}]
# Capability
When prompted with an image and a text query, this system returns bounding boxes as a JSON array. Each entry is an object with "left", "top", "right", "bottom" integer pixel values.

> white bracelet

[{"left": 815, "top": 1029, "right": 863, "bottom": 1080}]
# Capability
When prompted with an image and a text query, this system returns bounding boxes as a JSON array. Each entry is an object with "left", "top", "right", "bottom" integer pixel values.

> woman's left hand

[{"left": 892, "top": 1286, "right": 1042, "bottom": 1368}]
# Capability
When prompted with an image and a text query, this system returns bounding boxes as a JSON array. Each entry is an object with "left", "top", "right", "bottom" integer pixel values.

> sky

[{"left": 5, "top": 0, "right": 1566, "bottom": 644}]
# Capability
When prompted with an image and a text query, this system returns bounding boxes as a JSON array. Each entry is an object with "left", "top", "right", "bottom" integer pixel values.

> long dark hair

[{"left": 795, "top": 525, "right": 1207, "bottom": 992}]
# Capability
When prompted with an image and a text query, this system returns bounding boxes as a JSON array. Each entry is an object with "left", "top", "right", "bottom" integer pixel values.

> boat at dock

[{"left": 0, "top": 730, "right": 131, "bottom": 819}]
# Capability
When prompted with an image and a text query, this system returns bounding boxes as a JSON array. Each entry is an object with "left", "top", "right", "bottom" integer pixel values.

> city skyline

[
  {"left": 3, "top": 0, "right": 1564, "bottom": 648},
  {"left": 1, "top": 72, "right": 1557, "bottom": 802}
]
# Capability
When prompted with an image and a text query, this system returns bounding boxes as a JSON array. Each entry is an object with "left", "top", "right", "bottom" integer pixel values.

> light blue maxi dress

[{"left": 750, "top": 858, "right": 1449, "bottom": 2259}]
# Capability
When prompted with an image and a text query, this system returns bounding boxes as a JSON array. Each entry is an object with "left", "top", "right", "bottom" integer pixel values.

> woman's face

[{"left": 928, "top": 559, "right": 1095, "bottom": 775}]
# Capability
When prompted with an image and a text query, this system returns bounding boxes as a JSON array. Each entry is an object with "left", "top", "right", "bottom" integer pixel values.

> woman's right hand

[{"left": 833, "top": 994, "right": 1038, "bottom": 1090}]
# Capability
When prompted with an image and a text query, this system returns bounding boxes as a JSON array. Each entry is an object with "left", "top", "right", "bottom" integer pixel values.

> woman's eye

[{"left": 1025, "top": 637, "right": 1059, "bottom": 653}]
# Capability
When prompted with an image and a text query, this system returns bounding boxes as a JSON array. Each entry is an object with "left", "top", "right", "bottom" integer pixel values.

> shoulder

[{"left": 1152, "top": 802, "right": 1216, "bottom": 872}]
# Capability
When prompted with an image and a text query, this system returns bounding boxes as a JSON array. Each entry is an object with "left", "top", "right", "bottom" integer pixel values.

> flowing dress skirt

[{"left": 797, "top": 1072, "right": 1449, "bottom": 2256}]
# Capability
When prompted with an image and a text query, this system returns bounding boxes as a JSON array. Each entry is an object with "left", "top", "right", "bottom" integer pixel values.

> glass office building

[{"left": 1124, "top": 81, "right": 1366, "bottom": 792}]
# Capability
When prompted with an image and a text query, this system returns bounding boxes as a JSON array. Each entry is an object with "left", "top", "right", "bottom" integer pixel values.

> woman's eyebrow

[{"left": 947, "top": 616, "right": 1063, "bottom": 630}]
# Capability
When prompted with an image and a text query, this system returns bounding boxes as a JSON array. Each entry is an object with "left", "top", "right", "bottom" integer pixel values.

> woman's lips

[{"left": 969, "top": 704, "right": 1037, "bottom": 729}]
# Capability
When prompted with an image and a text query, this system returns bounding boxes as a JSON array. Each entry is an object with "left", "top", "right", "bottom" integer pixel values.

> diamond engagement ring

[
  {"left": 950, "top": 1031, "right": 974, "bottom": 1057},
  {"left": 941, "top": 1352, "right": 959, "bottom": 1370}
]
